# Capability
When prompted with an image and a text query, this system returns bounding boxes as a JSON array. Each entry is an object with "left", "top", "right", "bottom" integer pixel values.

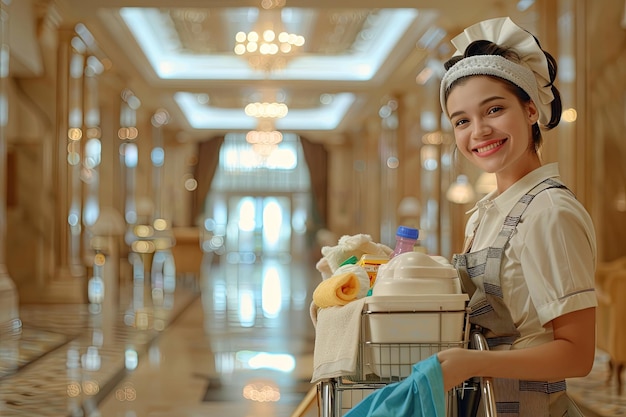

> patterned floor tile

[
  {"left": 0, "top": 282, "right": 199, "bottom": 417},
  {"left": 568, "top": 350, "right": 626, "bottom": 416}
]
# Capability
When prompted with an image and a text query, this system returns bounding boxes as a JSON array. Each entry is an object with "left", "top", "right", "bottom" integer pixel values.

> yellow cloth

[{"left": 313, "top": 272, "right": 361, "bottom": 308}]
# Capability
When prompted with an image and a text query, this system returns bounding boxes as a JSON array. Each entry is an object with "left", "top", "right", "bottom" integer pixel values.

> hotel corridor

[{"left": 1, "top": 1, "right": 625, "bottom": 416}]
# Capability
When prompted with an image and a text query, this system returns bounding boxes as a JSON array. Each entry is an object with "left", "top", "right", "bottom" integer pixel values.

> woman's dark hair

[{"left": 443, "top": 39, "right": 562, "bottom": 150}]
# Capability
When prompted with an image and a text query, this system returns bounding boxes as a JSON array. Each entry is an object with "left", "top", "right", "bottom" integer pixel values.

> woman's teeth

[{"left": 475, "top": 140, "right": 505, "bottom": 154}]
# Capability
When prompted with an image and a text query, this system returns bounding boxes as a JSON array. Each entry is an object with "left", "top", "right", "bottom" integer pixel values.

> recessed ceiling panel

[
  {"left": 100, "top": 5, "right": 436, "bottom": 133},
  {"left": 119, "top": 7, "right": 420, "bottom": 81},
  {"left": 174, "top": 92, "right": 355, "bottom": 130}
]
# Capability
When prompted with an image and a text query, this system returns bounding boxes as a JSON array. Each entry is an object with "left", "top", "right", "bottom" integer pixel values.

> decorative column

[
  {"left": 419, "top": 70, "right": 447, "bottom": 257},
  {"left": 82, "top": 52, "right": 105, "bottom": 242},
  {"left": 46, "top": 26, "right": 89, "bottom": 302},
  {"left": 396, "top": 92, "right": 423, "bottom": 232},
  {"left": 118, "top": 88, "right": 142, "bottom": 245},
  {"left": 0, "top": 0, "right": 21, "bottom": 335},
  {"left": 66, "top": 34, "right": 86, "bottom": 277},
  {"left": 325, "top": 135, "right": 352, "bottom": 236},
  {"left": 88, "top": 207, "right": 125, "bottom": 315},
  {"left": 149, "top": 109, "right": 176, "bottom": 303},
  {"left": 359, "top": 116, "right": 382, "bottom": 242},
  {"left": 378, "top": 98, "right": 400, "bottom": 247}
]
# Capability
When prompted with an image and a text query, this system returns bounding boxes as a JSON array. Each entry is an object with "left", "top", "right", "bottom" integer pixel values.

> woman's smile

[{"left": 473, "top": 138, "right": 507, "bottom": 155}]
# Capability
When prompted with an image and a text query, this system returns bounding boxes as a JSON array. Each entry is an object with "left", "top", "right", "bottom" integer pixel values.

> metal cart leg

[
  {"left": 471, "top": 331, "right": 497, "bottom": 417},
  {"left": 320, "top": 379, "right": 335, "bottom": 417}
]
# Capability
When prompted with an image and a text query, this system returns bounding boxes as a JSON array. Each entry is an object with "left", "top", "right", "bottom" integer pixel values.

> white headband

[{"left": 439, "top": 17, "right": 555, "bottom": 126}]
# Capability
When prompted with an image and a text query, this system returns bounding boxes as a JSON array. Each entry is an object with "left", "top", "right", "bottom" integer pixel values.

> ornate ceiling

[{"left": 56, "top": 0, "right": 533, "bottom": 142}]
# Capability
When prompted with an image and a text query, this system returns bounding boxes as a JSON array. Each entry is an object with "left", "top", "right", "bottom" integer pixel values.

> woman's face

[{"left": 446, "top": 76, "right": 539, "bottom": 187}]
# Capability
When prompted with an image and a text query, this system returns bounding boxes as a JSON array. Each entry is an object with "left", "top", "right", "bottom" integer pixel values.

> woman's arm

[{"left": 437, "top": 307, "right": 596, "bottom": 391}]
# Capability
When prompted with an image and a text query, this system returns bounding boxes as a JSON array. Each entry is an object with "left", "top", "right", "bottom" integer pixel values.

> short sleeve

[{"left": 517, "top": 191, "right": 597, "bottom": 326}]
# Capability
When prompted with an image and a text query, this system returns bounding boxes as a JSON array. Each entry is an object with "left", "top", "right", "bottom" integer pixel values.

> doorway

[{"left": 225, "top": 195, "right": 292, "bottom": 260}]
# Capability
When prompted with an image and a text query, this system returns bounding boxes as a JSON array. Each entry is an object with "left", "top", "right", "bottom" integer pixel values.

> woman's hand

[
  {"left": 437, "top": 347, "right": 480, "bottom": 391},
  {"left": 437, "top": 308, "right": 596, "bottom": 391}
]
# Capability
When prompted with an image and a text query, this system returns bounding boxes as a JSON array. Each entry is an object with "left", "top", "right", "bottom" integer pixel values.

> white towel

[{"left": 311, "top": 298, "right": 366, "bottom": 384}]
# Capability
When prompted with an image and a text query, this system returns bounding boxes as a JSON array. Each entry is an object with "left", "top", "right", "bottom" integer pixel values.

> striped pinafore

[{"left": 452, "top": 178, "right": 572, "bottom": 417}]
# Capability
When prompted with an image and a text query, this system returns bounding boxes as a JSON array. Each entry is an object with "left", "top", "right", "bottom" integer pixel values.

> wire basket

[{"left": 318, "top": 296, "right": 498, "bottom": 417}]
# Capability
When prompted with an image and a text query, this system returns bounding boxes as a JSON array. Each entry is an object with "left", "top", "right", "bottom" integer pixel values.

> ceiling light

[
  {"left": 446, "top": 175, "right": 476, "bottom": 204},
  {"left": 246, "top": 118, "right": 283, "bottom": 158},
  {"left": 261, "top": 0, "right": 286, "bottom": 9},
  {"left": 244, "top": 100, "right": 287, "bottom": 149},
  {"left": 244, "top": 102, "right": 288, "bottom": 118},
  {"left": 246, "top": 129, "right": 283, "bottom": 146},
  {"left": 234, "top": 9, "right": 305, "bottom": 73},
  {"left": 247, "top": 117, "right": 282, "bottom": 141}
]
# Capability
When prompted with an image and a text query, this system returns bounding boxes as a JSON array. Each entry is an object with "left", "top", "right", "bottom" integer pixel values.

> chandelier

[
  {"left": 245, "top": 101, "right": 287, "bottom": 155},
  {"left": 244, "top": 101, "right": 288, "bottom": 118},
  {"left": 234, "top": 8, "right": 305, "bottom": 73},
  {"left": 246, "top": 121, "right": 282, "bottom": 156},
  {"left": 246, "top": 121, "right": 283, "bottom": 146}
]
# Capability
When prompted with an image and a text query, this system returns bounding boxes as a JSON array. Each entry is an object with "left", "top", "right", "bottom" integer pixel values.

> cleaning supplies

[{"left": 390, "top": 226, "right": 419, "bottom": 258}]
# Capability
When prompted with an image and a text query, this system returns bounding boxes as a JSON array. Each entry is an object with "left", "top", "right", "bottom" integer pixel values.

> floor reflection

[
  {"left": 91, "top": 252, "right": 318, "bottom": 417},
  {"left": 0, "top": 247, "right": 318, "bottom": 416}
]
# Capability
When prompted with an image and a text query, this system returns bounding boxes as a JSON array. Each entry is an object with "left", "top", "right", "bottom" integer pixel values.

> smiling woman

[{"left": 437, "top": 17, "right": 596, "bottom": 417}]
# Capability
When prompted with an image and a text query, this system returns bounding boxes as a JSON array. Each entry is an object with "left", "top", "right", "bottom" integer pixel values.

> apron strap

[{"left": 454, "top": 178, "right": 570, "bottom": 338}]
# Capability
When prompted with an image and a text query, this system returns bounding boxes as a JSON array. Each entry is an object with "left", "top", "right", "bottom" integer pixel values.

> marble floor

[
  {"left": 0, "top": 253, "right": 319, "bottom": 417},
  {"left": 0, "top": 251, "right": 624, "bottom": 417}
]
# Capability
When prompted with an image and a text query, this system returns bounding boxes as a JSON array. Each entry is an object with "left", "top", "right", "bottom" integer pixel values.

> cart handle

[{"left": 471, "top": 331, "right": 498, "bottom": 417}]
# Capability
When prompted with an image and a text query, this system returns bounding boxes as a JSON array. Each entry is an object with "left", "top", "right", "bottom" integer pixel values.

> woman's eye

[
  {"left": 454, "top": 119, "right": 468, "bottom": 127},
  {"left": 488, "top": 106, "right": 503, "bottom": 114}
]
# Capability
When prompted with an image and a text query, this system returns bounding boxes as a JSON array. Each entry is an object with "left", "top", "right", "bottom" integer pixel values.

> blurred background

[{"left": 0, "top": 0, "right": 625, "bottom": 416}]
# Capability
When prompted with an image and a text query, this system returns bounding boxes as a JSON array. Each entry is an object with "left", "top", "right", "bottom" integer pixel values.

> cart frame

[{"left": 317, "top": 304, "right": 497, "bottom": 417}]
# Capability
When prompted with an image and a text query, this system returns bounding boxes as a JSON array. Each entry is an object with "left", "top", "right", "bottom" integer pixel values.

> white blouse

[{"left": 464, "top": 163, "right": 598, "bottom": 348}]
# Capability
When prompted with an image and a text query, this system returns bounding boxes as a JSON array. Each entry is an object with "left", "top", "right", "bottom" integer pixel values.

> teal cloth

[{"left": 344, "top": 354, "right": 446, "bottom": 417}]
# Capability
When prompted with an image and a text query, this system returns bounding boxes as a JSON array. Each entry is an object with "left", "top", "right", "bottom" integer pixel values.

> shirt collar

[{"left": 466, "top": 163, "right": 561, "bottom": 216}]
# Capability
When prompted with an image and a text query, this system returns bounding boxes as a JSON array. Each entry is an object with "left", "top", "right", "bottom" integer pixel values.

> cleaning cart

[
  {"left": 318, "top": 302, "right": 497, "bottom": 417},
  {"left": 315, "top": 252, "right": 497, "bottom": 417}
]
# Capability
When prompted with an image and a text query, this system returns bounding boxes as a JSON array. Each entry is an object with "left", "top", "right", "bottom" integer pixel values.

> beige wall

[{"left": 585, "top": 0, "right": 626, "bottom": 261}]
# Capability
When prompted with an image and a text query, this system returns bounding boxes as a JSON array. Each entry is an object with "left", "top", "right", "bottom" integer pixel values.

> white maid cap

[{"left": 440, "top": 17, "right": 555, "bottom": 126}]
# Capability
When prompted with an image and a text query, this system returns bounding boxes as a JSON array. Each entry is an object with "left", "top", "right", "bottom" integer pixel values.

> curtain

[
  {"left": 300, "top": 136, "right": 328, "bottom": 228},
  {"left": 192, "top": 136, "right": 224, "bottom": 224}
]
